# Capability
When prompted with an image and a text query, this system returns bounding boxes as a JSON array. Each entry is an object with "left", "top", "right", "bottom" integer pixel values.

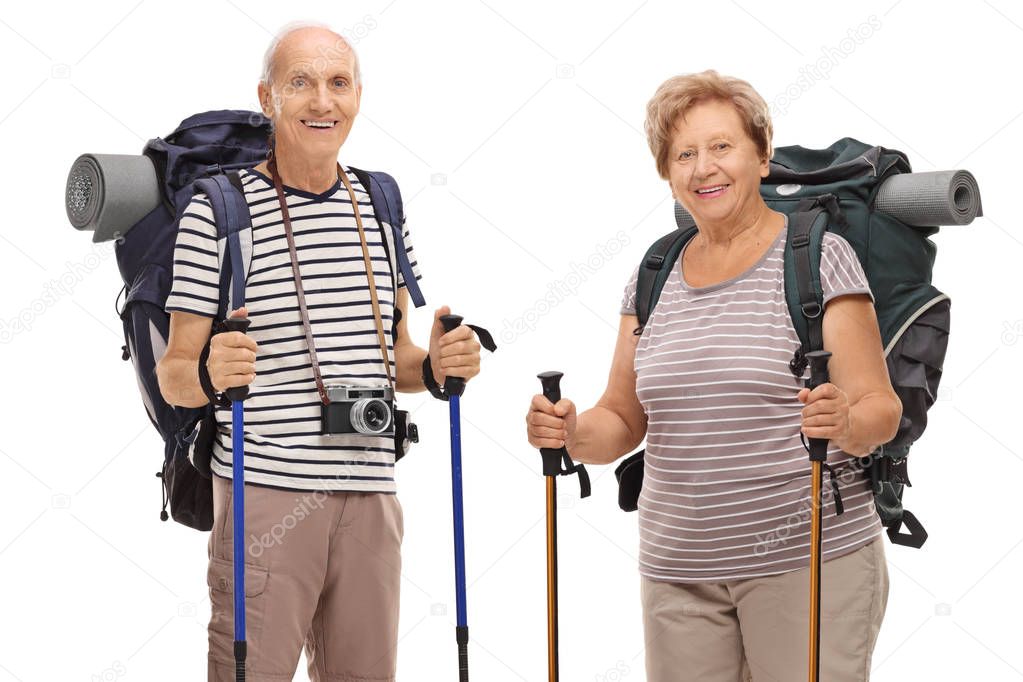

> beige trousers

[
  {"left": 207, "top": 474, "right": 404, "bottom": 681},
  {"left": 642, "top": 535, "right": 889, "bottom": 681}
]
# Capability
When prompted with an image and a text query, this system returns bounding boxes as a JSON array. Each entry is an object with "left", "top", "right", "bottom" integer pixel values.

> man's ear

[{"left": 257, "top": 81, "right": 273, "bottom": 118}]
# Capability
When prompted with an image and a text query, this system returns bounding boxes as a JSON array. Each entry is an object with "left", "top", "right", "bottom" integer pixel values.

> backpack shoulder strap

[
  {"left": 635, "top": 226, "right": 698, "bottom": 333},
  {"left": 783, "top": 200, "right": 830, "bottom": 377},
  {"left": 347, "top": 166, "right": 426, "bottom": 309},
  {"left": 192, "top": 172, "right": 252, "bottom": 319}
]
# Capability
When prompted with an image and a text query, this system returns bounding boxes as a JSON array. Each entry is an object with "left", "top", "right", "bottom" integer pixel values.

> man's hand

[
  {"left": 208, "top": 307, "right": 258, "bottom": 392},
  {"left": 428, "top": 305, "right": 482, "bottom": 385}
]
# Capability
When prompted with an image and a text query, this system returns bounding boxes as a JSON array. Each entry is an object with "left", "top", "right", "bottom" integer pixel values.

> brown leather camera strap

[
  {"left": 336, "top": 163, "right": 394, "bottom": 388},
  {"left": 268, "top": 158, "right": 393, "bottom": 406}
]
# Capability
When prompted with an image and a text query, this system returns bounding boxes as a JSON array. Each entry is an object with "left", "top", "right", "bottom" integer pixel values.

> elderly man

[{"left": 156, "top": 22, "right": 483, "bottom": 681}]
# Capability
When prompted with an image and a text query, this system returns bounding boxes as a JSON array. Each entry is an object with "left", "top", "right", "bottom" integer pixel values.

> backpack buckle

[
  {"left": 645, "top": 254, "right": 665, "bottom": 269},
  {"left": 867, "top": 453, "right": 912, "bottom": 488}
]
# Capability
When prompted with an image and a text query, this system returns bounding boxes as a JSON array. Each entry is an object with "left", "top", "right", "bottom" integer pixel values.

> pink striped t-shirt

[{"left": 621, "top": 215, "right": 883, "bottom": 583}]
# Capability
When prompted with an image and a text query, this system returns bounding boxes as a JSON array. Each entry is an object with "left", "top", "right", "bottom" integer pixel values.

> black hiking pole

[
  {"left": 224, "top": 315, "right": 252, "bottom": 682},
  {"left": 536, "top": 371, "right": 591, "bottom": 682},
  {"left": 804, "top": 350, "right": 832, "bottom": 682}
]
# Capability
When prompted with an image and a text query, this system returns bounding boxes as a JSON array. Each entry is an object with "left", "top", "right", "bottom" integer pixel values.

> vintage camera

[{"left": 322, "top": 385, "right": 395, "bottom": 436}]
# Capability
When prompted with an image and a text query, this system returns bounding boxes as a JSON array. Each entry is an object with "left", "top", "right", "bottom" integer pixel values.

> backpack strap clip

[{"left": 645, "top": 253, "right": 666, "bottom": 269}]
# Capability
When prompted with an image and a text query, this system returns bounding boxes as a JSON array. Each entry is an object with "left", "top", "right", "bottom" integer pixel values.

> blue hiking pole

[
  {"left": 440, "top": 313, "right": 471, "bottom": 682},
  {"left": 223, "top": 315, "right": 252, "bottom": 682}
]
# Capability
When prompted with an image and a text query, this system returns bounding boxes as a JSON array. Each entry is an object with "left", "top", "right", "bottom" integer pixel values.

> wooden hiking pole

[
  {"left": 536, "top": 371, "right": 591, "bottom": 682},
  {"left": 804, "top": 350, "right": 832, "bottom": 682}
]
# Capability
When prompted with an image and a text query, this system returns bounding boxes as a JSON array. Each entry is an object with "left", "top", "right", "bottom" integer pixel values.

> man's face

[{"left": 258, "top": 28, "right": 362, "bottom": 161}]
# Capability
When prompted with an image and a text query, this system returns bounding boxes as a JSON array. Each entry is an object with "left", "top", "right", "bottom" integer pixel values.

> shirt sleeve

[
  {"left": 620, "top": 264, "right": 640, "bottom": 315},
  {"left": 163, "top": 194, "right": 221, "bottom": 317},
  {"left": 819, "top": 232, "right": 873, "bottom": 306},
  {"left": 396, "top": 216, "right": 423, "bottom": 288}
]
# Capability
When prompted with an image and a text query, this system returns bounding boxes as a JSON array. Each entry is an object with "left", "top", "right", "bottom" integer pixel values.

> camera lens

[{"left": 350, "top": 398, "right": 392, "bottom": 434}]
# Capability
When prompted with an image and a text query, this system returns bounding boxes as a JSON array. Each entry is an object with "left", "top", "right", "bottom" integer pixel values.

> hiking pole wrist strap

[
  {"left": 422, "top": 321, "right": 497, "bottom": 401},
  {"left": 198, "top": 322, "right": 232, "bottom": 408},
  {"left": 537, "top": 371, "right": 592, "bottom": 499}
]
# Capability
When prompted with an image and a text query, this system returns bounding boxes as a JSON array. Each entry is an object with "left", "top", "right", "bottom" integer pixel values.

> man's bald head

[{"left": 261, "top": 21, "right": 361, "bottom": 91}]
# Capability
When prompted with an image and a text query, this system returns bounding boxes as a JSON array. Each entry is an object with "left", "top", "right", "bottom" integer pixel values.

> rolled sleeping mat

[
  {"left": 65, "top": 153, "right": 162, "bottom": 243},
  {"left": 673, "top": 170, "right": 983, "bottom": 230},
  {"left": 873, "top": 170, "right": 983, "bottom": 227}
]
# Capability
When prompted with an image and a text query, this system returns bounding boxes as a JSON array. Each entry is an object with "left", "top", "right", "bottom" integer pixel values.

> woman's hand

[
  {"left": 797, "top": 382, "right": 853, "bottom": 447},
  {"left": 526, "top": 394, "right": 578, "bottom": 451}
]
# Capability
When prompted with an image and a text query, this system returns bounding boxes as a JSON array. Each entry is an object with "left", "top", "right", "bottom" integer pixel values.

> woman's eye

[
  {"left": 715, "top": 142, "right": 729, "bottom": 150},
  {"left": 678, "top": 150, "right": 694, "bottom": 161},
  {"left": 292, "top": 78, "right": 305, "bottom": 87}
]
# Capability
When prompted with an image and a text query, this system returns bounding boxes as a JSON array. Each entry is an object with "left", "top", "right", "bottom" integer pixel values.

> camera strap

[{"left": 268, "top": 157, "right": 394, "bottom": 406}]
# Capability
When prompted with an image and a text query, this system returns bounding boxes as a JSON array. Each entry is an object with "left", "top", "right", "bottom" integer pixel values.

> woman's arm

[
  {"left": 527, "top": 314, "right": 648, "bottom": 465},
  {"left": 801, "top": 293, "right": 902, "bottom": 456}
]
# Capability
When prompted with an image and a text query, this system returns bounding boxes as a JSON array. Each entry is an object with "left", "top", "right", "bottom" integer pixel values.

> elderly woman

[{"left": 526, "top": 70, "right": 900, "bottom": 681}]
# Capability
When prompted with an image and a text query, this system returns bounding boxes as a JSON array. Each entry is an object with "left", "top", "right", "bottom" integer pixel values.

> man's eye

[
  {"left": 333, "top": 79, "right": 347, "bottom": 88},
  {"left": 715, "top": 142, "right": 729, "bottom": 150}
]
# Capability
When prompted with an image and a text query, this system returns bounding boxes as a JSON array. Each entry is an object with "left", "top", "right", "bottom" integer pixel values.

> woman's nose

[{"left": 694, "top": 151, "right": 717, "bottom": 179}]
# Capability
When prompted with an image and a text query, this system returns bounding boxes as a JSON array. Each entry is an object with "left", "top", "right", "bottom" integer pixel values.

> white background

[{"left": 1, "top": 1, "right": 1020, "bottom": 680}]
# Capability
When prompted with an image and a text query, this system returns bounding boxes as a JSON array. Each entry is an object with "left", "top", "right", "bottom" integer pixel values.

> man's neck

[{"left": 263, "top": 151, "right": 338, "bottom": 194}]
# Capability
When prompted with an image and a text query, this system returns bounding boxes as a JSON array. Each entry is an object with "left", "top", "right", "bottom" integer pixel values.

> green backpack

[{"left": 616, "top": 138, "right": 950, "bottom": 549}]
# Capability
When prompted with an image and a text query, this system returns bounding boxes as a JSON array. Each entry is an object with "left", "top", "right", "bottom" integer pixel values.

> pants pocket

[
  {"left": 207, "top": 556, "right": 269, "bottom": 660},
  {"left": 821, "top": 539, "right": 878, "bottom": 619}
]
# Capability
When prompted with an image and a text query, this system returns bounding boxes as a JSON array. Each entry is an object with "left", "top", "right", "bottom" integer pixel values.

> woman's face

[{"left": 667, "top": 99, "right": 769, "bottom": 225}]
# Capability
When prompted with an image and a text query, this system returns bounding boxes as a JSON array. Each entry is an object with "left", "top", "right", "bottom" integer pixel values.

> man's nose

[{"left": 311, "top": 83, "right": 332, "bottom": 111}]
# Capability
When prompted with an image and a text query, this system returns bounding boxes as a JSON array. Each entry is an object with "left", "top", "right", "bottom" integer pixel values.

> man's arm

[
  {"left": 393, "top": 286, "right": 430, "bottom": 393},
  {"left": 156, "top": 311, "right": 214, "bottom": 408}
]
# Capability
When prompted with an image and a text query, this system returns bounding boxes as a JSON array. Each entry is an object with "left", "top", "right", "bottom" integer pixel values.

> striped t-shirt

[
  {"left": 164, "top": 166, "right": 422, "bottom": 493},
  {"left": 621, "top": 215, "right": 882, "bottom": 582}
]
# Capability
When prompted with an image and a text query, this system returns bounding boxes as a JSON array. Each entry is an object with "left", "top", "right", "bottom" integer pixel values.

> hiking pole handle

[
  {"left": 804, "top": 350, "right": 832, "bottom": 463},
  {"left": 440, "top": 314, "right": 466, "bottom": 397},
  {"left": 537, "top": 371, "right": 567, "bottom": 477},
  {"left": 222, "top": 317, "right": 252, "bottom": 402}
]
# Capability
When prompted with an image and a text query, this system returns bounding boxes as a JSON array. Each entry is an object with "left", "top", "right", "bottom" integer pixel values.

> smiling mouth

[
  {"left": 302, "top": 120, "right": 337, "bottom": 129},
  {"left": 694, "top": 184, "right": 730, "bottom": 198}
]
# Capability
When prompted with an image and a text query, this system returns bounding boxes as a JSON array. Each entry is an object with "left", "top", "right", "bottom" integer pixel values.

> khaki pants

[
  {"left": 642, "top": 535, "right": 889, "bottom": 681},
  {"left": 207, "top": 474, "right": 404, "bottom": 681}
]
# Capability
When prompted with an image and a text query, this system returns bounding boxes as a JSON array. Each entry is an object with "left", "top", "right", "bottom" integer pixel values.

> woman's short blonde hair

[{"left": 644, "top": 70, "right": 773, "bottom": 180}]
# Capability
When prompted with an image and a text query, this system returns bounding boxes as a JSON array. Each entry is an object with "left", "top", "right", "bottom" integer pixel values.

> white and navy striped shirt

[
  {"left": 164, "top": 166, "right": 422, "bottom": 493},
  {"left": 622, "top": 217, "right": 882, "bottom": 582}
]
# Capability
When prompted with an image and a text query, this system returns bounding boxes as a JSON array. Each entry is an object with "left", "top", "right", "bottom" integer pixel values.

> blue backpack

[{"left": 115, "top": 110, "right": 425, "bottom": 531}]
